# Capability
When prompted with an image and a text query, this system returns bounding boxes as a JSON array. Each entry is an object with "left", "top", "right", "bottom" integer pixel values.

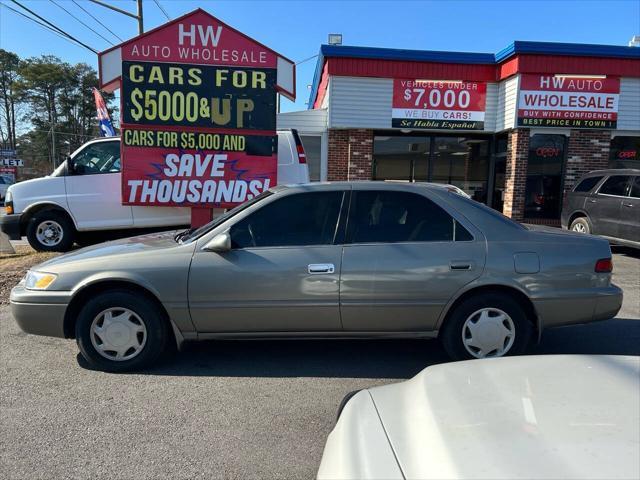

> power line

[
  {"left": 71, "top": 0, "right": 123, "bottom": 42},
  {"left": 296, "top": 54, "right": 319, "bottom": 66},
  {"left": 9, "top": 0, "right": 98, "bottom": 53},
  {"left": 153, "top": 0, "right": 170, "bottom": 21},
  {"left": 50, "top": 0, "right": 115, "bottom": 46},
  {"left": 0, "top": 2, "right": 96, "bottom": 52}
]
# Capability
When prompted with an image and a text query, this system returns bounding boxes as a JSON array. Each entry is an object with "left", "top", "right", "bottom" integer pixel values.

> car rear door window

[
  {"left": 574, "top": 176, "right": 603, "bottom": 193},
  {"left": 598, "top": 176, "right": 631, "bottom": 196},
  {"left": 230, "top": 191, "right": 344, "bottom": 248},
  {"left": 631, "top": 177, "right": 640, "bottom": 198},
  {"left": 347, "top": 190, "right": 471, "bottom": 243}
]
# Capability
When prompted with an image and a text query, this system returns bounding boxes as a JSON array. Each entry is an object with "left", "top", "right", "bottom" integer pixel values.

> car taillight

[
  {"left": 296, "top": 144, "right": 307, "bottom": 164},
  {"left": 595, "top": 258, "right": 613, "bottom": 273}
]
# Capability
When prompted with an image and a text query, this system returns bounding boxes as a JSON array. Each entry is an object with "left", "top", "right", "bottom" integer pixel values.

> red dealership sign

[
  {"left": 392, "top": 79, "right": 487, "bottom": 130},
  {"left": 97, "top": 9, "right": 295, "bottom": 208},
  {"left": 517, "top": 74, "right": 620, "bottom": 129}
]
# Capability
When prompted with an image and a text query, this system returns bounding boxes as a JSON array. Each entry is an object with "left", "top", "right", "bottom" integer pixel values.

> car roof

[
  {"left": 580, "top": 168, "right": 640, "bottom": 177},
  {"left": 273, "top": 181, "right": 454, "bottom": 193}
]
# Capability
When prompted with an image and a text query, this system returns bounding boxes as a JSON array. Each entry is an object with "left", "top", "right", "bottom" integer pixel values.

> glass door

[{"left": 524, "top": 134, "right": 567, "bottom": 219}]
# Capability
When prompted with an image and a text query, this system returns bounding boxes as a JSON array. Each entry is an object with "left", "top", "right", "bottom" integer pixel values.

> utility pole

[
  {"left": 50, "top": 125, "right": 56, "bottom": 168},
  {"left": 136, "top": 0, "right": 143, "bottom": 35},
  {"left": 90, "top": 0, "right": 144, "bottom": 35}
]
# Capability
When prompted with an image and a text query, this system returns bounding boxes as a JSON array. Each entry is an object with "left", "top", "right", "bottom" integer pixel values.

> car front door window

[
  {"left": 230, "top": 191, "right": 344, "bottom": 248},
  {"left": 71, "top": 142, "right": 121, "bottom": 175},
  {"left": 598, "top": 176, "right": 631, "bottom": 197}
]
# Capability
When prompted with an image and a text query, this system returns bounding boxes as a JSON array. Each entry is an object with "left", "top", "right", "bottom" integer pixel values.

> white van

[{"left": 2, "top": 129, "right": 309, "bottom": 251}]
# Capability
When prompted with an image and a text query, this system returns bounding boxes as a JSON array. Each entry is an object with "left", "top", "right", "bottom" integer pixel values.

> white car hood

[{"left": 368, "top": 355, "right": 640, "bottom": 480}]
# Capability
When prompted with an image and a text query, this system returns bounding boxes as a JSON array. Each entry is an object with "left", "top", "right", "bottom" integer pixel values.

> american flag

[{"left": 93, "top": 88, "right": 116, "bottom": 137}]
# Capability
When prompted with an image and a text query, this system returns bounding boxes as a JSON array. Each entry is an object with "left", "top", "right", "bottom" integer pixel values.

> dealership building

[{"left": 278, "top": 41, "right": 640, "bottom": 223}]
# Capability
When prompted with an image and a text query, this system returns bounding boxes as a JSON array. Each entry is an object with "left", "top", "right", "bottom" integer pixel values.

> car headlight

[{"left": 24, "top": 271, "right": 58, "bottom": 290}]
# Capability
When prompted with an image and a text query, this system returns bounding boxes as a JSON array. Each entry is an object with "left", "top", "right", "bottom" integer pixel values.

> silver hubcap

[
  {"left": 572, "top": 223, "right": 586, "bottom": 233},
  {"left": 36, "top": 220, "right": 63, "bottom": 246},
  {"left": 462, "top": 308, "right": 516, "bottom": 358},
  {"left": 90, "top": 308, "right": 147, "bottom": 361}
]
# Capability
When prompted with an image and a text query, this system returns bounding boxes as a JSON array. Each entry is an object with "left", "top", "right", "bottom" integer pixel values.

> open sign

[
  {"left": 535, "top": 147, "right": 561, "bottom": 158},
  {"left": 617, "top": 150, "right": 637, "bottom": 159}
]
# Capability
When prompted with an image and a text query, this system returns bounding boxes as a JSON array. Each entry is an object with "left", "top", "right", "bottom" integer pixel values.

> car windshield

[{"left": 177, "top": 190, "right": 274, "bottom": 243}]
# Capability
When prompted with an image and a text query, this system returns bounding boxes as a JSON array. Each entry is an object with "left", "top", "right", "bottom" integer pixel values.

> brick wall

[
  {"left": 327, "top": 129, "right": 373, "bottom": 181},
  {"left": 502, "top": 129, "right": 529, "bottom": 221},
  {"left": 563, "top": 130, "right": 610, "bottom": 196}
]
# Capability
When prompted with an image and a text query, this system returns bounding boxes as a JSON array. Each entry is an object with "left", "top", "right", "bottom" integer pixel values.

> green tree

[
  {"left": 0, "top": 49, "right": 21, "bottom": 150},
  {"left": 17, "top": 55, "right": 71, "bottom": 167}
]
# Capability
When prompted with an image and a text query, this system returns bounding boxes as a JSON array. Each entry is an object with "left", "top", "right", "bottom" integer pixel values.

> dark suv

[{"left": 561, "top": 169, "right": 640, "bottom": 248}]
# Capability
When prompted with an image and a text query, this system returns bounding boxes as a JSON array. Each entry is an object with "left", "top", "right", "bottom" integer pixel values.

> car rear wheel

[
  {"left": 26, "top": 210, "right": 75, "bottom": 252},
  {"left": 570, "top": 217, "right": 591, "bottom": 234},
  {"left": 75, "top": 290, "right": 169, "bottom": 372},
  {"left": 440, "top": 293, "right": 533, "bottom": 361}
]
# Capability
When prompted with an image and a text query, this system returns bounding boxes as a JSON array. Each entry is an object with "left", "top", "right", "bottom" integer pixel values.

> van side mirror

[{"left": 203, "top": 232, "right": 231, "bottom": 253}]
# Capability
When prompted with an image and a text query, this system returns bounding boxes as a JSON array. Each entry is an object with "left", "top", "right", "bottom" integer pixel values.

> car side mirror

[{"left": 203, "top": 232, "right": 231, "bottom": 253}]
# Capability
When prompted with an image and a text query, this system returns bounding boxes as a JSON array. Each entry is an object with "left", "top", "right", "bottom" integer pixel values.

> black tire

[
  {"left": 26, "top": 209, "right": 75, "bottom": 252},
  {"left": 75, "top": 290, "right": 169, "bottom": 373},
  {"left": 440, "top": 293, "right": 533, "bottom": 361},
  {"left": 569, "top": 216, "right": 591, "bottom": 235}
]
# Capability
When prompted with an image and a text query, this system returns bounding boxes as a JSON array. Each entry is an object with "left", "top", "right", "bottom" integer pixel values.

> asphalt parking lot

[{"left": 1, "top": 248, "right": 639, "bottom": 479}]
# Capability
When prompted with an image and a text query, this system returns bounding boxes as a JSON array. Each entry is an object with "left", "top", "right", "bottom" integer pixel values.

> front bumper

[
  {"left": 1, "top": 213, "right": 21, "bottom": 240},
  {"left": 534, "top": 285, "right": 623, "bottom": 330},
  {"left": 10, "top": 285, "right": 72, "bottom": 338}
]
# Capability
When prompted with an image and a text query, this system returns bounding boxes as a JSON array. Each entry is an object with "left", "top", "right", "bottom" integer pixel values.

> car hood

[
  {"left": 368, "top": 355, "right": 640, "bottom": 479},
  {"left": 8, "top": 175, "right": 51, "bottom": 194},
  {"left": 36, "top": 230, "right": 184, "bottom": 270}
]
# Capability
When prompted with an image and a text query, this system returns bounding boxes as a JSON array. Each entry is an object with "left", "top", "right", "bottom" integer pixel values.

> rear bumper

[
  {"left": 10, "top": 285, "right": 71, "bottom": 338},
  {"left": 534, "top": 285, "right": 623, "bottom": 330},
  {"left": 0, "top": 213, "right": 21, "bottom": 240}
]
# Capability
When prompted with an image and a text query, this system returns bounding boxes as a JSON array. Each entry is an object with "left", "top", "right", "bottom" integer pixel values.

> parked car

[
  {"left": 1, "top": 129, "right": 309, "bottom": 252},
  {"left": 0, "top": 174, "right": 14, "bottom": 201},
  {"left": 318, "top": 355, "right": 640, "bottom": 480},
  {"left": 11, "top": 182, "right": 621, "bottom": 372},
  {"left": 561, "top": 169, "right": 640, "bottom": 248}
]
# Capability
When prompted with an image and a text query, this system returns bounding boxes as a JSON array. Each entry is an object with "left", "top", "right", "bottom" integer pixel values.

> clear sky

[{"left": 1, "top": 0, "right": 638, "bottom": 112}]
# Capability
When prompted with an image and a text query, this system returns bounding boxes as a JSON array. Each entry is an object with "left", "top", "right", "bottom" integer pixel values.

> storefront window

[
  {"left": 524, "top": 134, "right": 566, "bottom": 219},
  {"left": 609, "top": 136, "right": 640, "bottom": 170},
  {"left": 373, "top": 133, "right": 490, "bottom": 204},
  {"left": 373, "top": 136, "right": 429, "bottom": 181},
  {"left": 431, "top": 137, "right": 490, "bottom": 203}
]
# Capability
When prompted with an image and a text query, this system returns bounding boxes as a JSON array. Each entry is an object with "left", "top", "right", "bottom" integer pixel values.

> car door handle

[
  {"left": 587, "top": 198, "right": 597, "bottom": 203},
  {"left": 308, "top": 263, "right": 335, "bottom": 274},
  {"left": 450, "top": 261, "right": 473, "bottom": 271},
  {"left": 622, "top": 202, "right": 633, "bottom": 208}
]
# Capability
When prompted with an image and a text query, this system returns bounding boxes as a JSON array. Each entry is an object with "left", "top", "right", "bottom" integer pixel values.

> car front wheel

[
  {"left": 440, "top": 293, "right": 533, "bottom": 361},
  {"left": 75, "top": 290, "right": 169, "bottom": 372},
  {"left": 26, "top": 210, "right": 75, "bottom": 252}
]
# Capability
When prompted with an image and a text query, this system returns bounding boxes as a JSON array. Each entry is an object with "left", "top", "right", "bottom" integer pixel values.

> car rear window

[
  {"left": 573, "top": 176, "right": 603, "bottom": 192},
  {"left": 598, "top": 176, "right": 631, "bottom": 196}
]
